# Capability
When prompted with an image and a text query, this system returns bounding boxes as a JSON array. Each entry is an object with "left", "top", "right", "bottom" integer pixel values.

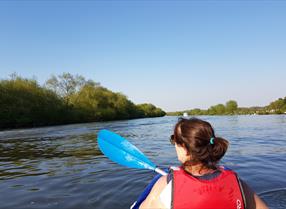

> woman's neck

[{"left": 184, "top": 164, "right": 216, "bottom": 176}]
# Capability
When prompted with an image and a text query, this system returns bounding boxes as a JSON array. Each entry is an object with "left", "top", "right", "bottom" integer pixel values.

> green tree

[
  {"left": 136, "top": 103, "right": 165, "bottom": 117},
  {"left": 45, "top": 73, "right": 99, "bottom": 104},
  {"left": 208, "top": 104, "right": 225, "bottom": 115},
  {"left": 189, "top": 108, "right": 202, "bottom": 115},
  {"left": 225, "top": 100, "right": 238, "bottom": 114},
  {"left": 214, "top": 104, "right": 226, "bottom": 115},
  {"left": 70, "top": 84, "right": 146, "bottom": 121},
  {"left": 0, "top": 76, "right": 67, "bottom": 128},
  {"left": 267, "top": 97, "right": 286, "bottom": 114}
]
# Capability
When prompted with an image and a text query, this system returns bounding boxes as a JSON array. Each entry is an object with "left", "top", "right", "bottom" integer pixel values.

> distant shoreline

[{"left": 167, "top": 97, "right": 286, "bottom": 116}]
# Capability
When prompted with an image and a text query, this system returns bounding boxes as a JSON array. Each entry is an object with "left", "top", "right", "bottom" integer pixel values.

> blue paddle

[{"left": 97, "top": 129, "right": 167, "bottom": 176}]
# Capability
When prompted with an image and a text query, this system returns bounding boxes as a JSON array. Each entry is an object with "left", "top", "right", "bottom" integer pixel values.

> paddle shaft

[{"left": 155, "top": 167, "right": 167, "bottom": 176}]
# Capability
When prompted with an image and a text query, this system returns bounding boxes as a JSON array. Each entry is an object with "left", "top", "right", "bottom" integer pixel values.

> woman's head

[{"left": 170, "top": 117, "right": 229, "bottom": 170}]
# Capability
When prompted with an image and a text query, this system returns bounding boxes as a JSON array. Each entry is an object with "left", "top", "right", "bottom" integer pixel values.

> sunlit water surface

[{"left": 0, "top": 115, "right": 285, "bottom": 209}]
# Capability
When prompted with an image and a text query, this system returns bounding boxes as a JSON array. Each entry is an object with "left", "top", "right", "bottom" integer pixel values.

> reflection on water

[
  {"left": 0, "top": 133, "right": 102, "bottom": 181},
  {"left": 0, "top": 116, "right": 285, "bottom": 209}
]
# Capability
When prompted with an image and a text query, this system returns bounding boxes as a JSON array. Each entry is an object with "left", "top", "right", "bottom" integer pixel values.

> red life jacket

[{"left": 172, "top": 167, "right": 245, "bottom": 209}]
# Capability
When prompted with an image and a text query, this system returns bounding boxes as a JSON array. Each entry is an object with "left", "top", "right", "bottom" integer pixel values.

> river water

[{"left": 0, "top": 115, "right": 285, "bottom": 209}]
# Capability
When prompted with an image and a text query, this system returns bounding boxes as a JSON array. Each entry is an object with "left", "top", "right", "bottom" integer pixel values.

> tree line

[
  {"left": 168, "top": 98, "right": 286, "bottom": 116},
  {"left": 0, "top": 73, "right": 165, "bottom": 129}
]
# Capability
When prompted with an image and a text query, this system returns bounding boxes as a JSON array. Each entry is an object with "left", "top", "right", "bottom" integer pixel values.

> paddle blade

[{"left": 97, "top": 129, "right": 156, "bottom": 171}]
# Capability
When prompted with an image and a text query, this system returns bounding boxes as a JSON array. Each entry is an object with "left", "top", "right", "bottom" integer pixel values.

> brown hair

[{"left": 172, "top": 117, "right": 229, "bottom": 170}]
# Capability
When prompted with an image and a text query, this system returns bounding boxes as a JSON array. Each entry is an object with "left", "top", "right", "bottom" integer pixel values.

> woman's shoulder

[
  {"left": 153, "top": 175, "right": 168, "bottom": 192},
  {"left": 139, "top": 175, "right": 168, "bottom": 209}
]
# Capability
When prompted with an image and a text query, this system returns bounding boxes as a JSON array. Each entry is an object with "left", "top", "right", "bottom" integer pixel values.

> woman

[{"left": 140, "top": 118, "right": 268, "bottom": 209}]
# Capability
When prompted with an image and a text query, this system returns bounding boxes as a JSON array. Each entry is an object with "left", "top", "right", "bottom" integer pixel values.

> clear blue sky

[{"left": 0, "top": 1, "right": 285, "bottom": 112}]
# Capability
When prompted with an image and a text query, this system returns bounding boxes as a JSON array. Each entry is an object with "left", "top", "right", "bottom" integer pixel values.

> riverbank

[
  {"left": 0, "top": 74, "right": 165, "bottom": 130},
  {"left": 0, "top": 115, "right": 166, "bottom": 131}
]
